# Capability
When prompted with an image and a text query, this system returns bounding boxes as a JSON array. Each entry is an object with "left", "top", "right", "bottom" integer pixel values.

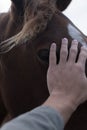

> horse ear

[
  {"left": 11, "top": 0, "right": 24, "bottom": 11},
  {"left": 56, "top": 0, "right": 72, "bottom": 11}
]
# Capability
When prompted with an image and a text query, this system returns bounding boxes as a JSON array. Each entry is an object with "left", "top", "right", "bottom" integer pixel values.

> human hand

[
  {"left": 46, "top": 38, "right": 87, "bottom": 123},
  {"left": 47, "top": 38, "right": 87, "bottom": 106}
]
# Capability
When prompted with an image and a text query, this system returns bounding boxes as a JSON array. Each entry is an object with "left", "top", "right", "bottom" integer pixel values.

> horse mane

[{"left": 0, "top": 0, "right": 72, "bottom": 54}]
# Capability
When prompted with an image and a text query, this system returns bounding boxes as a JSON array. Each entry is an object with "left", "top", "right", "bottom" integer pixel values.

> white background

[{"left": 0, "top": 0, "right": 87, "bottom": 34}]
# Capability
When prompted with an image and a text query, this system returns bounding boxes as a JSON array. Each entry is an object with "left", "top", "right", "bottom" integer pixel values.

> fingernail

[
  {"left": 81, "top": 46, "right": 87, "bottom": 51},
  {"left": 51, "top": 43, "right": 56, "bottom": 48},
  {"left": 62, "top": 38, "right": 68, "bottom": 41},
  {"left": 73, "top": 39, "right": 78, "bottom": 43},
  {"left": 72, "top": 40, "right": 78, "bottom": 45},
  {"left": 62, "top": 38, "right": 68, "bottom": 44}
]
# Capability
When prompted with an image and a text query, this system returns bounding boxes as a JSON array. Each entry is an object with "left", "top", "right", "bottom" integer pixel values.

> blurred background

[{"left": 0, "top": 0, "right": 87, "bottom": 34}]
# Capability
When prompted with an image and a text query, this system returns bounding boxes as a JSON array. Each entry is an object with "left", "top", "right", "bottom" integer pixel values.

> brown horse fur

[
  {"left": 0, "top": 0, "right": 72, "bottom": 121},
  {"left": 0, "top": 0, "right": 57, "bottom": 53},
  {"left": 0, "top": 0, "right": 72, "bottom": 43},
  {"left": 1, "top": 0, "right": 87, "bottom": 130},
  {"left": 0, "top": 0, "right": 72, "bottom": 53}
]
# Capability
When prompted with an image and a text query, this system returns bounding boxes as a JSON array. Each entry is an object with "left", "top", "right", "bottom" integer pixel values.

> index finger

[{"left": 49, "top": 43, "right": 57, "bottom": 67}]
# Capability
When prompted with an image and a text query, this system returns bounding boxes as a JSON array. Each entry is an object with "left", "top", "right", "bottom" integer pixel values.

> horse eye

[
  {"left": 37, "top": 49, "right": 49, "bottom": 64},
  {"left": 37, "top": 48, "right": 60, "bottom": 64}
]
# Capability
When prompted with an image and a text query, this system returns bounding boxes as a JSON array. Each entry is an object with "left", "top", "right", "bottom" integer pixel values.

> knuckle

[
  {"left": 70, "top": 46, "right": 77, "bottom": 53},
  {"left": 81, "top": 46, "right": 87, "bottom": 51},
  {"left": 72, "top": 40, "right": 78, "bottom": 46},
  {"left": 80, "top": 51, "right": 87, "bottom": 58},
  {"left": 48, "top": 67, "right": 53, "bottom": 73},
  {"left": 60, "top": 50, "right": 68, "bottom": 58},
  {"left": 61, "top": 47, "right": 67, "bottom": 55},
  {"left": 81, "top": 46, "right": 87, "bottom": 54},
  {"left": 76, "top": 63, "right": 83, "bottom": 71}
]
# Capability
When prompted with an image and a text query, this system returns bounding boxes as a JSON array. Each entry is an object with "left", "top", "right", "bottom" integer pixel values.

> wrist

[{"left": 44, "top": 91, "right": 78, "bottom": 124}]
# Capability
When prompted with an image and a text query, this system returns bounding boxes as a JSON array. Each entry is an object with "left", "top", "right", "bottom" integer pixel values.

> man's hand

[
  {"left": 45, "top": 38, "right": 87, "bottom": 124},
  {"left": 47, "top": 38, "right": 87, "bottom": 105}
]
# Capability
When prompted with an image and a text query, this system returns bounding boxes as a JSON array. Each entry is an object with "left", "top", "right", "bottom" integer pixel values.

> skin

[{"left": 45, "top": 38, "right": 87, "bottom": 125}]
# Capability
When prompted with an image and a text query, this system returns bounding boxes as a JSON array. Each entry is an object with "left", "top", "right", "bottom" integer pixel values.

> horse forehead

[{"left": 67, "top": 23, "right": 87, "bottom": 47}]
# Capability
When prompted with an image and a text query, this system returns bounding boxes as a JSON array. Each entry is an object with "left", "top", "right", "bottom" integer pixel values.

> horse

[{"left": 0, "top": 0, "right": 87, "bottom": 130}]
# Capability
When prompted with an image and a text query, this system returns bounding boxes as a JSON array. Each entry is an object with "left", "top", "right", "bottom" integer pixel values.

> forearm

[{"left": 1, "top": 106, "right": 64, "bottom": 130}]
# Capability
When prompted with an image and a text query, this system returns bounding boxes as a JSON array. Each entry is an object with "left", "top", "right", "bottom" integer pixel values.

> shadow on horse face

[{"left": 1, "top": 0, "right": 87, "bottom": 130}]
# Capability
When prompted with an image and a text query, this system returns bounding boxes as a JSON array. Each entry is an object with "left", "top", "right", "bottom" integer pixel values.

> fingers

[
  {"left": 78, "top": 46, "right": 87, "bottom": 70},
  {"left": 49, "top": 43, "right": 57, "bottom": 67},
  {"left": 68, "top": 40, "right": 78, "bottom": 63},
  {"left": 49, "top": 39, "right": 87, "bottom": 72},
  {"left": 59, "top": 38, "right": 68, "bottom": 64}
]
